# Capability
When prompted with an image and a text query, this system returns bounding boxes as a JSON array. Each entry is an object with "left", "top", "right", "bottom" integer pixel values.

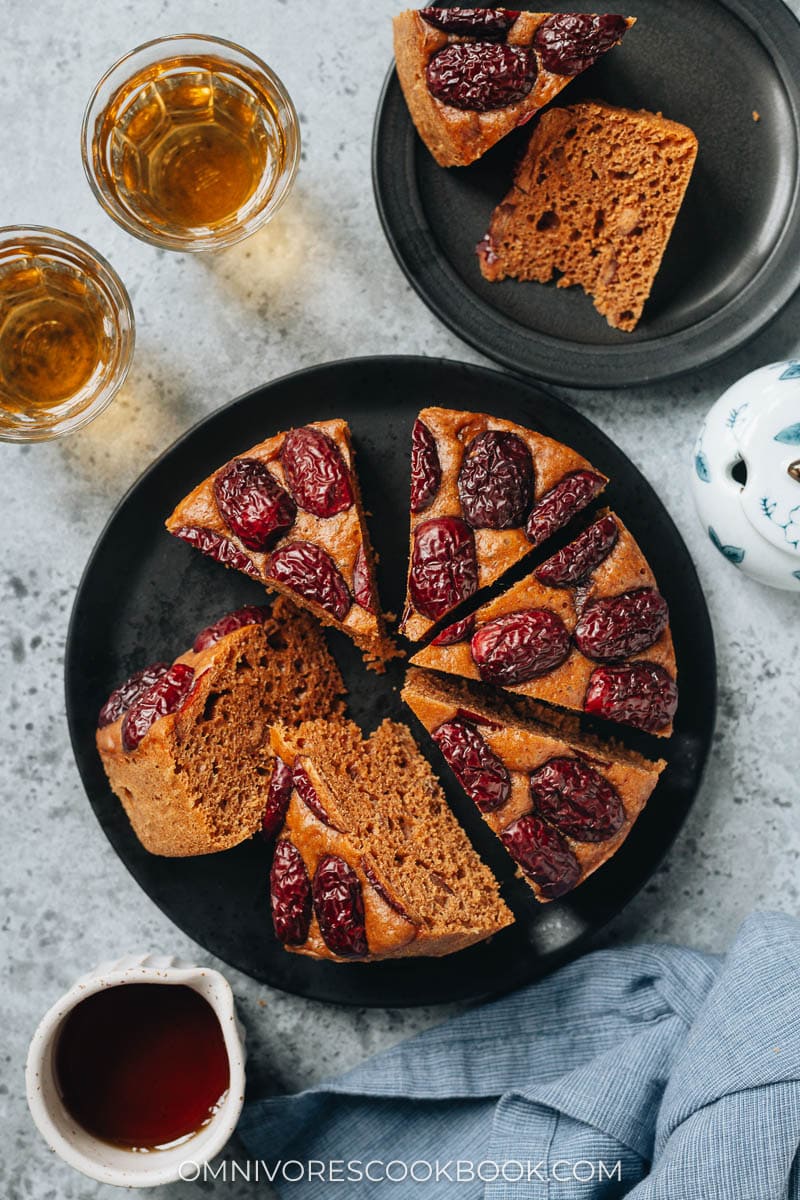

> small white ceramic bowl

[{"left": 25, "top": 953, "right": 246, "bottom": 1188}]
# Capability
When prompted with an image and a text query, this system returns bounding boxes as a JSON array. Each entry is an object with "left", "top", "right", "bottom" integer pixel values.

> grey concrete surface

[{"left": 1, "top": 2, "right": 798, "bottom": 1196}]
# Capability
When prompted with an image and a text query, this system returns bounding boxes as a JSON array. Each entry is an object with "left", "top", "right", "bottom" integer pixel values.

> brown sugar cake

[
  {"left": 478, "top": 101, "right": 698, "bottom": 331},
  {"left": 410, "top": 511, "right": 678, "bottom": 735},
  {"left": 268, "top": 718, "right": 514, "bottom": 961},
  {"left": 165, "top": 420, "right": 398, "bottom": 673},
  {"left": 401, "top": 406, "right": 608, "bottom": 642},
  {"left": 96, "top": 600, "right": 345, "bottom": 857},
  {"left": 402, "top": 668, "right": 665, "bottom": 901},
  {"left": 393, "top": 10, "right": 634, "bottom": 167}
]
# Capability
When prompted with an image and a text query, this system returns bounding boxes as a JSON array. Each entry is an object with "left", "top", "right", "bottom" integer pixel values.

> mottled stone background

[{"left": 2, "top": 2, "right": 798, "bottom": 1197}]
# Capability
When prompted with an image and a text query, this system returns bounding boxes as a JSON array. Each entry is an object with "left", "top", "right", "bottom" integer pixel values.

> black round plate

[
  {"left": 373, "top": 0, "right": 800, "bottom": 387},
  {"left": 66, "top": 357, "right": 715, "bottom": 1007}
]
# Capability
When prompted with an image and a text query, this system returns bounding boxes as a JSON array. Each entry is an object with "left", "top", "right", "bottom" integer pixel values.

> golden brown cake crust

[
  {"left": 96, "top": 600, "right": 345, "bottom": 857},
  {"left": 401, "top": 406, "right": 607, "bottom": 641},
  {"left": 166, "top": 419, "right": 399, "bottom": 672},
  {"left": 479, "top": 101, "right": 698, "bottom": 330},
  {"left": 393, "top": 12, "right": 635, "bottom": 167},
  {"left": 410, "top": 511, "right": 678, "bottom": 735},
  {"left": 402, "top": 667, "right": 665, "bottom": 902}
]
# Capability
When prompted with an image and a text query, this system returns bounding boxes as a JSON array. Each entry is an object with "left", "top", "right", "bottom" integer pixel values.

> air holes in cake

[
  {"left": 593, "top": 211, "right": 605, "bottom": 237},
  {"left": 619, "top": 311, "right": 634, "bottom": 324},
  {"left": 565, "top": 127, "right": 577, "bottom": 140},
  {"left": 537, "top": 210, "right": 559, "bottom": 231}
]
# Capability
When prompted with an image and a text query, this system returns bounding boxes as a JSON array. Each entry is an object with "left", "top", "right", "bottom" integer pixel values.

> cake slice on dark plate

[
  {"left": 393, "top": 9, "right": 634, "bottom": 167},
  {"left": 402, "top": 667, "right": 665, "bottom": 902},
  {"left": 166, "top": 420, "right": 398, "bottom": 672},
  {"left": 410, "top": 510, "right": 678, "bottom": 735},
  {"left": 400, "top": 406, "right": 608, "bottom": 642}
]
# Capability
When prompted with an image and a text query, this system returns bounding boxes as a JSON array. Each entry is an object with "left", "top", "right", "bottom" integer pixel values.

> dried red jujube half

[
  {"left": 292, "top": 760, "right": 334, "bottom": 827},
  {"left": 535, "top": 513, "right": 619, "bottom": 588},
  {"left": 266, "top": 541, "right": 352, "bottom": 621},
  {"left": 361, "top": 859, "right": 415, "bottom": 924},
  {"left": 193, "top": 605, "right": 269, "bottom": 652},
  {"left": 432, "top": 717, "right": 510, "bottom": 812},
  {"left": 121, "top": 662, "right": 196, "bottom": 752},
  {"left": 525, "top": 470, "right": 605, "bottom": 546},
  {"left": 213, "top": 458, "right": 297, "bottom": 552},
  {"left": 457, "top": 430, "right": 534, "bottom": 529},
  {"left": 432, "top": 613, "right": 476, "bottom": 646},
  {"left": 261, "top": 757, "right": 293, "bottom": 841},
  {"left": 270, "top": 839, "right": 312, "bottom": 945},
  {"left": 98, "top": 663, "right": 170, "bottom": 728},
  {"left": 534, "top": 13, "right": 628, "bottom": 76},
  {"left": 500, "top": 813, "right": 581, "bottom": 898},
  {"left": 529, "top": 756, "right": 625, "bottom": 842},
  {"left": 420, "top": 7, "right": 520, "bottom": 37},
  {"left": 584, "top": 661, "right": 678, "bottom": 733},
  {"left": 574, "top": 588, "right": 669, "bottom": 662},
  {"left": 280, "top": 426, "right": 354, "bottom": 518},
  {"left": 172, "top": 525, "right": 262, "bottom": 579},
  {"left": 313, "top": 855, "right": 368, "bottom": 958},
  {"left": 426, "top": 42, "right": 538, "bottom": 111},
  {"left": 352, "top": 543, "right": 375, "bottom": 613},
  {"left": 409, "top": 516, "right": 478, "bottom": 620},
  {"left": 410, "top": 419, "right": 442, "bottom": 514},
  {"left": 470, "top": 608, "right": 572, "bottom": 685}
]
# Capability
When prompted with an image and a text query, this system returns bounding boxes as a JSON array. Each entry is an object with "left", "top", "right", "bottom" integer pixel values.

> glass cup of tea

[
  {"left": 0, "top": 227, "right": 134, "bottom": 442},
  {"left": 81, "top": 34, "right": 301, "bottom": 252}
]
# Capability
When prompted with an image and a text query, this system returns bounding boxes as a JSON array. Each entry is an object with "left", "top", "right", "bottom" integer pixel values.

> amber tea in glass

[
  {"left": 83, "top": 36, "right": 300, "bottom": 252},
  {"left": 0, "top": 228, "right": 134, "bottom": 442}
]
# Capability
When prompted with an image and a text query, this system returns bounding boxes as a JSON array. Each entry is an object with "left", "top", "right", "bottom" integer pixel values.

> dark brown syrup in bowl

[{"left": 55, "top": 983, "right": 230, "bottom": 1149}]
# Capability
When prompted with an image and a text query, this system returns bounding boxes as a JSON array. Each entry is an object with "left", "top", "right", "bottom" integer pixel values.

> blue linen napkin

[{"left": 237, "top": 912, "right": 800, "bottom": 1198}]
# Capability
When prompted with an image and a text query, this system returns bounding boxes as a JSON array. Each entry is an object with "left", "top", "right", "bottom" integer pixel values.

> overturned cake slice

[
  {"left": 410, "top": 511, "right": 678, "bottom": 735},
  {"left": 394, "top": 10, "right": 634, "bottom": 167},
  {"left": 96, "top": 599, "right": 345, "bottom": 856},
  {"left": 401, "top": 406, "right": 608, "bottom": 642},
  {"left": 268, "top": 718, "right": 514, "bottom": 961},
  {"left": 403, "top": 668, "right": 665, "bottom": 902},
  {"left": 166, "top": 420, "right": 398, "bottom": 672},
  {"left": 478, "top": 101, "right": 698, "bottom": 331}
]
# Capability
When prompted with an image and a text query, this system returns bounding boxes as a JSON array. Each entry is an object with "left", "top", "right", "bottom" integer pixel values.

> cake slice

[
  {"left": 410, "top": 511, "right": 678, "bottom": 735},
  {"left": 394, "top": 10, "right": 634, "bottom": 167},
  {"left": 166, "top": 420, "right": 398, "bottom": 672},
  {"left": 96, "top": 599, "right": 345, "bottom": 856},
  {"left": 478, "top": 101, "right": 698, "bottom": 331},
  {"left": 268, "top": 717, "right": 514, "bottom": 960},
  {"left": 402, "top": 668, "right": 665, "bottom": 901},
  {"left": 401, "top": 406, "right": 607, "bottom": 642}
]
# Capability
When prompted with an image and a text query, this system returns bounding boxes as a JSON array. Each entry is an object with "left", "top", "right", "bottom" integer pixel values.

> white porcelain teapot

[{"left": 691, "top": 362, "right": 800, "bottom": 592}]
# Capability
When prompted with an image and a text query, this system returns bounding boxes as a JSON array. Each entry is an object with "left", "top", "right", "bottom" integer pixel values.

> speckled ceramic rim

[
  {"left": 81, "top": 33, "right": 301, "bottom": 253},
  {"left": 25, "top": 954, "right": 246, "bottom": 1188},
  {"left": 0, "top": 226, "right": 134, "bottom": 443}
]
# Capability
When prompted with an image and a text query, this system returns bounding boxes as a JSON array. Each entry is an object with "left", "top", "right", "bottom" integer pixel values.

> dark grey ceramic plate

[
  {"left": 65, "top": 358, "right": 715, "bottom": 1007},
  {"left": 373, "top": 0, "right": 800, "bottom": 387}
]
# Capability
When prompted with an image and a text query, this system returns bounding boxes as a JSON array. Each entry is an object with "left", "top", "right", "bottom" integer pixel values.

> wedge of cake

[
  {"left": 394, "top": 10, "right": 634, "bottom": 167},
  {"left": 268, "top": 717, "right": 514, "bottom": 960},
  {"left": 96, "top": 600, "right": 345, "bottom": 856},
  {"left": 403, "top": 668, "right": 664, "bottom": 901},
  {"left": 410, "top": 511, "right": 678, "bottom": 735},
  {"left": 478, "top": 101, "right": 698, "bottom": 330},
  {"left": 401, "top": 406, "right": 608, "bottom": 642},
  {"left": 166, "top": 420, "right": 398, "bottom": 672}
]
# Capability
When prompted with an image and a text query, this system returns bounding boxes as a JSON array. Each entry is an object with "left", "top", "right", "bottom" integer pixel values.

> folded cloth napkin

[{"left": 238, "top": 912, "right": 800, "bottom": 1198}]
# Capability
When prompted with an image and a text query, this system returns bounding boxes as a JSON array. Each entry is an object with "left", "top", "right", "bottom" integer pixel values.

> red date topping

[
  {"left": 535, "top": 513, "right": 619, "bottom": 588},
  {"left": 500, "top": 814, "right": 581, "bottom": 898},
  {"left": 352, "top": 543, "right": 375, "bottom": 613},
  {"left": 470, "top": 609, "right": 572, "bottom": 685},
  {"left": 98, "top": 663, "right": 170, "bottom": 728},
  {"left": 534, "top": 13, "right": 628, "bottom": 76},
  {"left": 432, "top": 718, "right": 510, "bottom": 812},
  {"left": 214, "top": 458, "right": 297, "bottom": 552},
  {"left": 267, "top": 541, "right": 352, "bottom": 621},
  {"left": 426, "top": 42, "right": 538, "bottom": 112},
  {"left": 410, "top": 418, "right": 442, "bottom": 514},
  {"left": 261, "top": 757, "right": 293, "bottom": 841},
  {"left": 454, "top": 707, "right": 503, "bottom": 730},
  {"left": 530, "top": 757, "right": 625, "bottom": 842},
  {"left": 280, "top": 426, "right": 354, "bottom": 518},
  {"left": 270, "top": 840, "right": 312, "bottom": 945},
  {"left": 121, "top": 663, "right": 195, "bottom": 752},
  {"left": 458, "top": 431, "right": 534, "bottom": 529},
  {"left": 420, "top": 8, "right": 520, "bottom": 37},
  {"left": 361, "top": 859, "right": 415, "bottom": 924},
  {"left": 432, "top": 613, "right": 476, "bottom": 646},
  {"left": 172, "top": 525, "right": 261, "bottom": 579},
  {"left": 584, "top": 661, "right": 678, "bottom": 733},
  {"left": 293, "top": 761, "right": 334, "bottom": 827},
  {"left": 313, "top": 855, "right": 368, "bottom": 958},
  {"left": 525, "top": 470, "right": 605, "bottom": 546},
  {"left": 193, "top": 605, "right": 269, "bottom": 652},
  {"left": 574, "top": 588, "right": 669, "bottom": 662},
  {"left": 409, "top": 517, "right": 478, "bottom": 620}
]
